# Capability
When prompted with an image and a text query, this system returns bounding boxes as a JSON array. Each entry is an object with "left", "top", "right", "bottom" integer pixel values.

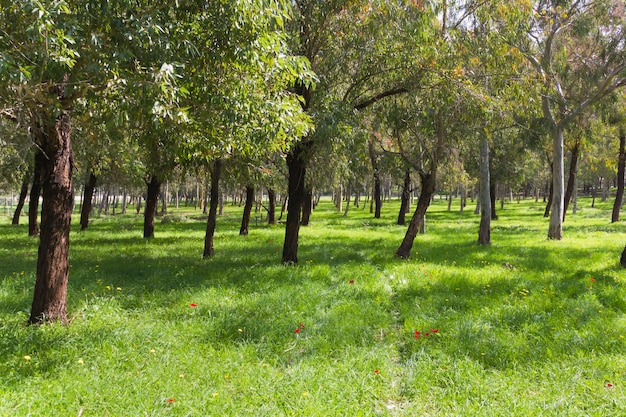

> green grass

[{"left": 0, "top": 196, "right": 625, "bottom": 416}]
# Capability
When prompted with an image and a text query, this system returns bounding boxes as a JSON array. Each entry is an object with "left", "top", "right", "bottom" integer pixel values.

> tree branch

[{"left": 353, "top": 87, "right": 408, "bottom": 111}]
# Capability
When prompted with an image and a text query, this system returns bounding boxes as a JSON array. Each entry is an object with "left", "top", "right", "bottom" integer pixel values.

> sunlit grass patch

[{"left": 1, "top": 197, "right": 625, "bottom": 415}]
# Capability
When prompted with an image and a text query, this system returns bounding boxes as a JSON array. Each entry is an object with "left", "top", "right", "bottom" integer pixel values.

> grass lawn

[{"left": 0, "top": 196, "right": 625, "bottom": 416}]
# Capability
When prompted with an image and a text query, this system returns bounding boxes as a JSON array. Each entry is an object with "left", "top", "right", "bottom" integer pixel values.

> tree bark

[
  {"left": 396, "top": 172, "right": 436, "bottom": 258},
  {"left": 368, "top": 137, "right": 382, "bottom": 219},
  {"left": 282, "top": 141, "right": 310, "bottom": 264},
  {"left": 612, "top": 133, "right": 625, "bottom": 223},
  {"left": 397, "top": 170, "right": 411, "bottom": 225},
  {"left": 267, "top": 188, "right": 276, "bottom": 224},
  {"left": 544, "top": 163, "right": 553, "bottom": 218},
  {"left": 396, "top": 112, "right": 445, "bottom": 258},
  {"left": 143, "top": 176, "right": 161, "bottom": 239},
  {"left": 239, "top": 185, "right": 254, "bottom": 236},
  {"left": 29, "top": 108, "right": 73, "bottom": 325},
  {"left": 301, "top": 188, "right": 313, "bottom": 225},
  {"left": 478, "top": 135, "right": 491, "bottom": 245},
  {"left": 490, "top": 182, "right": 498, "bottom": 220},
  {"left": 28, "top": 151, "right": 44, "bottom": 237},
  {"left": 12, "top": 174, "right": 30, "bottom": 225},
  {"left": 548, "top": 127, "right": 565, "bottom": 239},
  {"left": 203, "top": 158, "right": 222, "bottom": 258},
  {"left": 79, "top": 172, "right": 97, "bottom": 231},
  {"left": 563, "top": 141, "right": 580, "bottom": 221}
]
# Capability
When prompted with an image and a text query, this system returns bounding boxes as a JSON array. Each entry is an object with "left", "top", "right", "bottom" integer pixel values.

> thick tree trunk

[
  {"left": 28, "top": 151, "right": 44, "bottom": 237},
  {"left": 396, "top": 173, "right": 436, "bottom": 258},
  {"left": 203, "top": 159, "right": 222, "bottom": 258},
  {"left": 397, "top": 170, "right": 411, "bottom": 225},
  {"left": 612, "top": 134, "right": 625, "bottom": 223},
  {"left": 239, "top": 185, "right": 254, "bottom": 236},
  {"left": 548, "top": 127, "right": 565, "bottom": 239},
  {"left": 80, "top": 172, "right": 97, "bottom": 231},
  {"left": 143, "top": 176, "right": 161, "bottom": 239},
  {"left": 282, "top": 141, "right": 310, "bottom": 264},
  {"left": 343, "top": 188, "right": 351, "bottom": 217},
  {"left": 301, "top": 188, "right": 313, "bottom": 226},
  {"left": 29, "top": 109, "right": 73, "bottom": 325},
  {"left": 563, "top": 141, "right": 580, "bottom": 221},
  {"left": 267, "top": 188, "right": 276, "bottom": 224},
  {"left": 12, "top": 174, "right": 30, "bottom": 225},
  {"left": 478, "top": 135, "right": 491, "bottom": 245}
]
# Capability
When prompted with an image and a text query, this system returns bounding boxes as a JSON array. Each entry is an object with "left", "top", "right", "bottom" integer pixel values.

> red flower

[
  {"left": 425, "top": 332, "right": 430, "bottom": 337},
  {"left": 431, "top": 329, "right": 439, "bottom": 333},
  {"left": 374, "top": 369, "right": 379, "bottom": 375},
  {"left": 167, "top": 398, "right": 176, "bottom": 403},
  {"left": 590, "top": 278, "right": 596, "bottom": 283},
  {"left": 295, "top": 328, "right": 301, "bottom": 333},
  {"left": 299, "top": 323, "right": 305, "bottom": 329},
  {"left": 414, "top": 331, "right": 421, "bottom": 339},
  {"left": 606, "top": 383, "right": 614, "bottom": 388},
  {"left": 189, "top": 303, "right": 198, "bottom": 307},
  {"left": 349, "top": 280, "right": 355, "bottom": 284}
]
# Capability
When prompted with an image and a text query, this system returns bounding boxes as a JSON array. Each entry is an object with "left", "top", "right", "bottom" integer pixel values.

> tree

[{"left": 510, "top": 0, "right": 626, "bottom": 239}]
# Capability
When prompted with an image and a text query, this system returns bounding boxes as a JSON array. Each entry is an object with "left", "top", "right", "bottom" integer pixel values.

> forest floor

[{"left": 0, "top": 196, "right": 625, "bottom": 416}]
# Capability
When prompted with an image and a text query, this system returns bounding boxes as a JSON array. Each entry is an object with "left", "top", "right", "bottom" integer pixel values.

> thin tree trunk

[
  {"left": 28, "top": 151, "right": 44, "bottom": 237},
  {"left": 239, "top": 185, "right": 254, "bottom": 236},
  {"left": 368, "top": 137, "right": 382, "bottom": 219},
  {"left": 489, "top": 182, "right": 498, "bottom": 220},
  {"left": 12, "top": 174, "right": 30, "bottom": 225},
  {"left": 478, "top": 135, "right": 491, "bottom": 245},
  {"left": 397, "top": 169, "right": 411, "bottom": 225},
  {"left": 612, "top": 133, "right": 626, "bottom": 223},
  {"left": 282, "top": 141, "right": 310, "bottom": 264},
  {"left": 278, "top": 194, "right": 288, "bottom": 221},
  {"left": 563, "top": 141, "right": 580, "bottom": 221},
  {"left": 121, "top": 190, "right": 127, "bottom": 214},
  {"left": 80, "top": 172, "right": 97, "bottom": 231},
  {"left": 267, "top": 188, "right": 276, "bottom": 224},
  {"left": 301, "top": 188, "right": 313, "bottom": 226},
  {"left": 143, "top": 176, "right": 161, "bottom": 239},
  {"left": 396, "top": 111, "right": 445, "bottom": 258},
  {"left": 548, "top": 127, "right": 565, "bottom": 239},
  {"left": 203, "top": 159, "right": 222, "bottom": 258},
  {"left": 344, "top": 188, "right": 351, "bottom": 217},
  {"left": 396, "top": 172, "right": 436, "bottom": 258},
  {"left": 29, "top": 105, "right": 73, "bottom": 325}
]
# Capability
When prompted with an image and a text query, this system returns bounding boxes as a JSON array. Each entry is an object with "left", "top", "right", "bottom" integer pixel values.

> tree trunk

[
  {"left": 396, "top": 111, "right": 445, "bottom": 258},
  {"left": 28, "top": 151, "right": 44, "bottom": 237},
  {"left": 79, "top": 172, "right": 97, "bottom": 231},
  {"left": 490, "top": 182, "right": 498, "bottom": 220},
  {"left": 12, "top": 174, "right": 30, "bottom": 225},
  {"left": 29, "top": 107, "right": 73, "bottom": 325},
  {"left": 612, "top": 133, "right": 625, "bottom": 223},
  {"left": 267, "top": 188, "right": 276, "bottom": 224},
  {"left": 143, "top": 176, "right": 161, "bottom": 239},
  {"left": 548, "top": 127, "right": 565, "bottom": 240},
  {"left": 282, "top": 141, "right": 310, "bottom": 264},
  {"left": 301, "top": 188, "right": 313, "bottom": 226},
  {"left": 368, "top": 137, "right": 382, "bottom": 219},
  {"left": 203, "top": 159, "right": 222, "bottom": 258},
  {"left": 344, "top": 188, "right": 351, "bottom": 217},
  {"left": 397, "top": 169, "right": 411, "bottom": 225},
  {"left": 396, "top": 172, "right": 436, "bottom": 258},
  {"left": 121, "top": 190, "right": 128, "bottom": 214},
  {"left": 239, "top": 185, "right": 254, "bottom": 236},
  {"left": 563, "top": 141, "right": 580, "bottom": 221},
  {"left": 478, "top": 135, "right": 491, "bottom": 245}
]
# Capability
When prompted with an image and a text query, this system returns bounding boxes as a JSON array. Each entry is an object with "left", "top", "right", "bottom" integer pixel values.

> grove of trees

[{"left": 0, "top": 0, "right": 625, "bottom": 325}]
